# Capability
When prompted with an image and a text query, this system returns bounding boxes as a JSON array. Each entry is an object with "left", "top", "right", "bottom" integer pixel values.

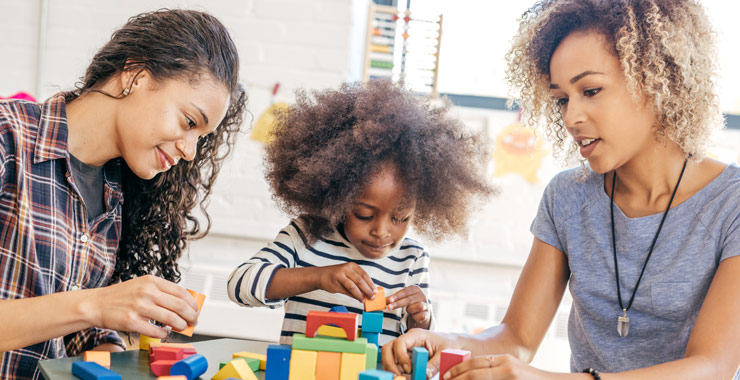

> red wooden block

[
  {"left": 304, "top": 310, "right": 359, "bottom": 341},
  {"left": 150, "top": 360, "right": 177, "bottom": 377},
  {"left": 439, "top": 348, "right": 471, "bottom": 378},
  {"left": 150, "top": 347, "right": 186, "bottom": 362}
]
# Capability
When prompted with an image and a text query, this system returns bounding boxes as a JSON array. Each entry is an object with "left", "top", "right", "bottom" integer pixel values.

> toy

[
  {"left": 71, "top": 361, "right": 121, "bottom": 380},
  {"left": 361, "top": 311, "right": 383, "bottom": 333},
  {"left": 150, "top": 360, "right": 177, "bottom": 377},
  {"left": 169, "top": 353, "right": 208, "bottom": 380},
  {"left": 174, "top": 289, "right": 206, "bottom": 337},
  {"left": 211, "top": 358, "right": 256, "bottom": 380},
  {"left": 265, "top": 344, "right": 291, "bottom": 380},
  {"left": 411, "top": 347, "right": 428, "bottom": 380},
  {"left": 232, "top": 351, "right": 267, "bottom": 370},
  {"left": 156, "top": 377, "right": 187, "bottom": 380},
  {"left": 220, "top": 357, "right": 260, "bottom": 372},
  {"left": 315, "top": 351, "right": 341, "bottom": 380},
  {"left": 83, "top": 351, "right": 110, "bottom": 368},
  {"left": 438, "top": 348, "right": 471, "bottom": 378},
  {"left": 292, "top": 333, "right": 368, "bottom": 354},
  {"left": 338, "top": 352, "right": 365, "bottom": 380},
  {"left": 358, "top": 369, "right": 394, "bottom": 379},
  {"left": 364, "top": 288, "right": 386, "bottom": 312},
  {"left": 304, "top": 311, "right": 358, "bottom": 341},
  {"left": 140, "top": 335, "right": 161, "bottom": 350},
  {"left": 288, "top": 349, "right": 317, "bottom": 380}
]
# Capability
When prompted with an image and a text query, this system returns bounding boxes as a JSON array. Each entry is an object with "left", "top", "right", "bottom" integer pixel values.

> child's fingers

[
  {"left": 406, "top": 302, "right": 430, "bottom": 320},
  {"left": 351, "top": 265, "right": 377, "bottom": 299},
  {"left": 338, "top": 276, "right": 365, "bottom": 302},
  {"left": 387, "top": 286, "right": 426, "bottom": 310}
]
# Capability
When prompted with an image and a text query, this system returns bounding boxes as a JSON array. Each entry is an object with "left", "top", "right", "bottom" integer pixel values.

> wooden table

[{"left": 39, "top": 338, "right": 272, "bottom": 380}]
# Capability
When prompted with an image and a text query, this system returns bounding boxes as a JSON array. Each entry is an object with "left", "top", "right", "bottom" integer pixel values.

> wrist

[{"left": 76, "top": 288, "right": 100, "bottom": 327}]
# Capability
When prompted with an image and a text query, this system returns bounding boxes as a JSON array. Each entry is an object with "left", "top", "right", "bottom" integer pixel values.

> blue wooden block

[
  {"left": 362, "top": 311, "right": 383, "bottom": 333},
  {"left": 358, "top": 369, "right": 394, "bottom": 379},
  {"left": 169, "top": 353, "right": 208, "bottom": 380},
  {"left": 329, "top": 305, "right": 349, "bottom": 313},
  {"left": 71, "top": 361, "right": 121, "bottom": 380},
  {"left": 412, "top": 347, "right": 429, "bottom": 380},
  {"left": 361, "top": 331, "right": 379, "bottom": 346},
  {"left": 265, "top": 344, "right": 291, "bottom": 380}
]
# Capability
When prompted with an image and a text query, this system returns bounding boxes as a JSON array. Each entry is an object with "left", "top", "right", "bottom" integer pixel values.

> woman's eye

[
  {"left": 584, "top": 88, "right": 601, "bottom": 97},
  {"left": 556, "top": 97, "right": 568, "bottom": 106},
  {"left": 186, "top": 117, "right": 196, "bottom": 129}
]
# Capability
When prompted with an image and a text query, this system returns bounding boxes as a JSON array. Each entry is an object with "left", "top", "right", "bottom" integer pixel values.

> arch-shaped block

[{"left": 305, "top": 311, "right": 359, "bottom": 341}]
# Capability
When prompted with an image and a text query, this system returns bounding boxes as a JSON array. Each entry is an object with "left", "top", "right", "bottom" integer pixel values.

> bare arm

[{"left": 0, "top": 275, "right": 199, "bottom": 352}]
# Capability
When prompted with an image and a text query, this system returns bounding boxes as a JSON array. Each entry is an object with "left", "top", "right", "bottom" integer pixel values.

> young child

[{"left": 228, "top": 80, "right": 493, "bottom": 345}]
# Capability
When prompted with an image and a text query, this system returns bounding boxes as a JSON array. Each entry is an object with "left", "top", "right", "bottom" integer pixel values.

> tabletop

[{"left": 39, "top": 338, "right": 272, "bottom": 380}]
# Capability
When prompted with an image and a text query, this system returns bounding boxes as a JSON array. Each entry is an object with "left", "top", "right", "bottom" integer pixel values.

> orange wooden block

[
  {"left": 83, "top": 351, "right": 110, "bottom": 368},
  {"left": 364, "top": 287, "right": 386, "bottom": 312},
  {"left": 316, "top": 351, "right": 341, "bottom": 380},
  {"left": 173, "top": 289, "right": 205, "bottom": 337},
  {"left": 304, "top": 311, "right": 359, "bottom": 341}
]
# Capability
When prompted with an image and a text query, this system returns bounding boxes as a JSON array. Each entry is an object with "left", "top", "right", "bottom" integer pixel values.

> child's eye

[
  {"left": 354, "top": 213, "right": 372, "bottom": 221},
  {"left": 584, "top": 88, "right": 601, "bottom": 97},
  {"left": 392, "top": 216, "right": 410, "bottom": 224}
]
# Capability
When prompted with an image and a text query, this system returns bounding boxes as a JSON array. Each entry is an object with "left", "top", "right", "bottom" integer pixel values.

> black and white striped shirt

[{"left": 227, "top": 219, "right": 434, "bottom": 345}]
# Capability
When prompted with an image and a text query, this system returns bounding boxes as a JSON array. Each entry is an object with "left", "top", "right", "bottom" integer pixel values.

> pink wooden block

[{"left": 439, "top": 348, "right": 471, "bottom": 378}]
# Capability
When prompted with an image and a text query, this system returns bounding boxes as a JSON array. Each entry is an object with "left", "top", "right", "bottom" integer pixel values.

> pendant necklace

[{"left": 610, "top": 158, "right": 687, "bottom": 338}]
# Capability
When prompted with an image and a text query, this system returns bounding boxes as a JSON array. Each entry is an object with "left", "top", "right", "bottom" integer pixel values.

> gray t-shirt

[
  {"left": 531, "top": 163, "right": 740, "bottom": 377},
  {"left": 68, "top": 154, "right": 105, "bottom": 222}
]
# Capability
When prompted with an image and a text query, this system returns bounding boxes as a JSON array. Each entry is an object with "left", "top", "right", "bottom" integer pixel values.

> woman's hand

[
  {"left": 85, "top": 275, "right": 199, "bottom": 339},
  {"left": 443, "top": 354, "right": 553, "bottom": 380},
  {"left": 387, "top": 285, "right": 431, "bottom": 329},
  {"left": 382, "top": 329, "right": 463, "bottom": 376},
  {"left": 316, "top": 262, "right": 377, "bottom": 303}
]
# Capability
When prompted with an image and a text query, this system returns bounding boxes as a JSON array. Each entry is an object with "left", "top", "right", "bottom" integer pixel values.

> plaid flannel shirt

[{"left": 0, "top": 94, "right": 124, "bottom": 380}]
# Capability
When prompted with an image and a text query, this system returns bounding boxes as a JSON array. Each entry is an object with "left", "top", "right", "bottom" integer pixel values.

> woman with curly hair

[
  {"left": 383, "top": 0, "right": 740, "bottom": 379},
  {"left": 228, "top": 80, "right": 493, "bottom": 346},
  {"left": 0, "top": 9, "right": 246, "bottom": 379}
]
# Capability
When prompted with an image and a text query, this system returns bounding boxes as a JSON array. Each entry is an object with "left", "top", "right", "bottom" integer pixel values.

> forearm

[
  {"left": 597, "top": 355, "right": 730, "bottom": 380},
  {"left": 0, "top": 290, "right": 97, "bottom": 351},
  {"left": 466, "top": 323, "right": 537, "bottom": 362},
  {"left": 264, "top": 267, "right": 322, "bottom": 300}
]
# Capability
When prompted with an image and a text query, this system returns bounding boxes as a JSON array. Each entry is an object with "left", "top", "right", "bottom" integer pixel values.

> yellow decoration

[
  {"left": 251, "top": 103, "right": 290, "bottom": 144},
  {"left": 317, "top": 325, "right": 348, "bottom": 338},
  {"left": 492, "top": 121, "right": 548, "bottom": 184}
]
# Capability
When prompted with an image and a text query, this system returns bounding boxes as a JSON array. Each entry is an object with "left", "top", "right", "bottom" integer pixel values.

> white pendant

[{"left": 617, "top": 309, "right": 630, "bottom": 338}]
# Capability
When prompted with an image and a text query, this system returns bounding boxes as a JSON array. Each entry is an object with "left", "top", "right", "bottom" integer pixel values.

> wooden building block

[
  {"left": 361, "top": 331, "right": 379, "bottom": 347},
  {"left": 212, "top": 359, "right": 257, "bottom": 380},
  {"left": 305, "top": 311, "right": 358, "bottom": 341},
  {"left": 83, "top": 351, "right": 110, "bottom": 368},
  {"left": 361, "top": 311, "right": 383, "bottom": 334},
  {"left": 291, "top": 333, "right": 368, "bottom": 354},
  {"left": 328, "top": 305, "right": 349, "bottom": 313},
  {"left": 140, "top": 335, "right": 162, "bottom": 350},
  {"left": 150, "top": 360, "right": 177, "bottom": 377},
  {"left": 317, "top": 325, "right": 348, "bottom": 338},
  {"left": 288, "top": 349, "right": 317, "bottom": 380},
  {"left": 439, "top": 348, "right": 471, "bottom": 378},
  {"left": 174, "top": 289, "right": 206, "bottom": 337},
  {"left": 364, "top": 343, "right": 377, "bottom": 370},
  {"left": 220, "top": 357, "right": 260, "bottom": 372},
  {"left": 411, "top": 347, "right": 429, "bottom": 380},
  {"left": 316, "top": 351, "right": 341, "bottom": 380},
  {"left": 170, "top": 354, "right": 208, "bottom": 380},
  {"left": 156, "top": 377, "right": 187, "bottom": 380},
  {"left": 265, "top": 344, "right": 291, "bottom": 380},
  {"left": 338, "top": 352, "right": 366, "bottom": 380},
  {"left": 151, "top": 347, "right": 186, "bottom": 362},
  {"left": 358, "top": 369, "right": 394, "bottom": 380},
  {"left": 232, "top": 351, "right": 267, "bottom": 370},
  {"left": 364, "top": 288, "right": 386, "bottom": 312},
  {"left": 148, "top": 342, "right": 196, "bottom": 357},
  {"left": 71, "top": 361, "right": 121, "bottom": 380}
]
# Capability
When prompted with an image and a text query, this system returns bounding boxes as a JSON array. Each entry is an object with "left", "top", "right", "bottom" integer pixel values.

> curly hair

[
  {"left": 65, "top": 9, "right": 247, "bottom": 283},
  {"left": 264, "top": 80, "right": 494, "bottom": 243},
  {"left": 505, "top": 0, "right": 724, "bottom": 160}
]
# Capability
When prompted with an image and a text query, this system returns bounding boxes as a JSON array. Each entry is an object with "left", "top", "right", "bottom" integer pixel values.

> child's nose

[{"left": 370, "top": 219, "right": 391, "bottom": 238}]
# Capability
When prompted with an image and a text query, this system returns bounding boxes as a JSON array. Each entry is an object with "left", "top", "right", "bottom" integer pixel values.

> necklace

[{"left": 610, "top": 158, "right": 688, "bottom": 338}]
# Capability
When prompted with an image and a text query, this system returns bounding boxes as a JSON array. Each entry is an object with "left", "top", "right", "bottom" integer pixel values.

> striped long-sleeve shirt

[
  {"left": 0, "top": 95, "right": 124, "bottom": 380},
  {"left": 228, "top": 219, "right": 434, "bottom": 346}
]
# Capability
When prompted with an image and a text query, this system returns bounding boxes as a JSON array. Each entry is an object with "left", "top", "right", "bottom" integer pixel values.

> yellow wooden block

[
  {"left": 139, "top": 335, "right": 161, "bottom": 350},
  {"left": 83, "top": 351, "right": 110, "bottom": 368},
  {"left": 339, "top": 352, "right": 366, "bottom": 380},
  {"left": 233, "top": 351, "right": 267, "bottom": 370},
  {"left": 289, "top": 349, "right": 317, "bottom": 380},
  {"left": 317, "top": 325, "right": 348, "bottom": 339},
  {"left": 212, "top": 358, "right": 257, "bottom": 380}
]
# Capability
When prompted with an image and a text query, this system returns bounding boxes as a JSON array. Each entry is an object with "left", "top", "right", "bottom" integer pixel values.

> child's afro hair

[{"left": 265, "top": 80, "right": 495, "bottom": 242}]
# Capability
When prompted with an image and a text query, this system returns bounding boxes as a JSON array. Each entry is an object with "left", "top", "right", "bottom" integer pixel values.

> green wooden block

[
  {"left": 365, "top": 342, "right": 377, "bottom": 370},
  {"left": 291, "top": 333, "right": 368, "bottom": 354},
  {"left": 219, "top": 357, "right": 260, "bottom": 371}
]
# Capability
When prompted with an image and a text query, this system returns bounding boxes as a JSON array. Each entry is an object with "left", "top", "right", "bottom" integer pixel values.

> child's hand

[
  {"left": 387, "top": 285, "right": 431, "bottom": 329},
  {"left": 317, "top": 263, "right": 377, "bottom": 303}
]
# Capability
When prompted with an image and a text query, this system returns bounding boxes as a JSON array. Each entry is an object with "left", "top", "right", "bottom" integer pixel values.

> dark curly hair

[
  {"left": 265, "top": 80, "right": 494, "bottom": 243},
  {"left": 65, "top": 9, "right": 247, "bottom": 283},
  {"left": 506, "top": 0, "right": 722, "bottom": 160}
]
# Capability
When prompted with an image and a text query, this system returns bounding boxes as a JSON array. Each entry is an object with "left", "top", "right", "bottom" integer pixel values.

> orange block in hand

[
  {"left": 173, "top": 289, "right": 205, "bottom": 337},
  {"left": 364, "top": 287, "right": 386, "bottom": 312}
]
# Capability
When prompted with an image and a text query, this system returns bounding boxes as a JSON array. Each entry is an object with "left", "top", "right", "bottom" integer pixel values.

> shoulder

[
  {"left": 541, "top": 166, "right": 602, "bottom": 220},
  {"left": 0, "top": 99, "right": 41, "bottom": 142}
]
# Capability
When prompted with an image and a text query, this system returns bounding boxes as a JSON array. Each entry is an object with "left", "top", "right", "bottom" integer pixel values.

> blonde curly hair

[{"left": 505, "top": 0, "right": 724, "bottom": 160}]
